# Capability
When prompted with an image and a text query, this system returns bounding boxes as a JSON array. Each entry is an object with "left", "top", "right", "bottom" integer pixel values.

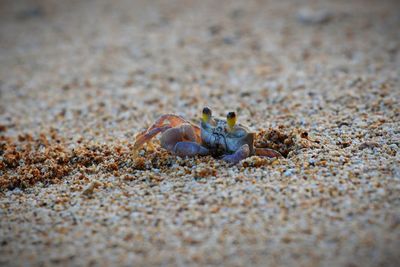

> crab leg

[
  {"left": 222, "top": 144, "right": 250, "bottom": 164},
  {"left": 133, "top": 125, "right": 172, "bottom": 151},
  {"left": 254, "top": 148, "right": 283, "bottom": 158},
  {"left": 133, "top": 114, "right": 201, "bottom": 151},
  {"left": 145, "top": 114, "right": 200, "bottom": 138}
]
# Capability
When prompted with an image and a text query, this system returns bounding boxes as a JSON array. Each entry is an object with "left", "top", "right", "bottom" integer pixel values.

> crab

[{"left": 133, "top": 107, "right": 282, "bottom": 164}]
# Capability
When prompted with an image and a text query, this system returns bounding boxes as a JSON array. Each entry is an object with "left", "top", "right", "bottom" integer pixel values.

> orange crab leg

[
  {"left": 133, "top": 125, "right": 172, "bottom": 151},
  {"left": 254, "top": 148, "right": 283, "bottom": 158},
  {"left": 133, "top": 114, "right": 201, "bottom": 152}
]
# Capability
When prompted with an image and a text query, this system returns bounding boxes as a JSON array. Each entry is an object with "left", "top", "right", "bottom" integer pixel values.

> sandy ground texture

[{"left": 1, "top": 0, "right": 400, "bottom": 266}]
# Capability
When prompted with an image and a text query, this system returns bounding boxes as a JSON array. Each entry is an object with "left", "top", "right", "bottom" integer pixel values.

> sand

[{"left": 0, "top": 0, "right": 399, "bottom": 266}]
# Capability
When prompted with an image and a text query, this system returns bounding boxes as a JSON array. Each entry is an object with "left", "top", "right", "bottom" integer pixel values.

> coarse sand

[{"left": 0, "top": 0, "right": 399, "bottom": 266}]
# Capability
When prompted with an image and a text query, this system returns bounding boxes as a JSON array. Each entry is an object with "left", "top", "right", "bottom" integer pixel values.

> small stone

[
  {"left": 81, "top": 180, "right": 102, "bottom": 196},
  {"left": 297, "top": 8, "right": 332, "bottom": 25}
]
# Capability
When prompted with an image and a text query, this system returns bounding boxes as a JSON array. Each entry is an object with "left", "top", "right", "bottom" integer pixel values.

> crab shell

[{"left": 200, "top": 118, "right": 255, "bottom": 156}]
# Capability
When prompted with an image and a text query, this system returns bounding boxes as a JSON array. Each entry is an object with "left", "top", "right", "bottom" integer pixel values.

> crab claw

[
  {"left": 222, "top": 144, "right": 250, "bottom": 164},
  {"left": 173, "top": 142, "right": 209, "bottom": 157}
]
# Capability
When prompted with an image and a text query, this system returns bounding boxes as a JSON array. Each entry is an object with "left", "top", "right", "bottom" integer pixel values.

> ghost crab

[{"left": 133, "top": 107, "right": 282, "bottom": 164}]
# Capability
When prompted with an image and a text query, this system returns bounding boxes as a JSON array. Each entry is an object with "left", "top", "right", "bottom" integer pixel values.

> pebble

[{"left": 297, "top": 7, "right": 332, "bottom": 25}]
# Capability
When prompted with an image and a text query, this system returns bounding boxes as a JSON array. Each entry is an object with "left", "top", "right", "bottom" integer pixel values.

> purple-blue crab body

[
  {"left": 200, "top": 118, "right": 254, "bottom": 157},
  {"left": 133, "top": 107, "right": 282, "bottom": 164}
]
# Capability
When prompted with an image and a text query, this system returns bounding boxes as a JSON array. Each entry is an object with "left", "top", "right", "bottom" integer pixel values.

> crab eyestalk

[
  {"left": 227, "top": 111, "right": 236, "bottom": 131},
  {"left": 202, "top": 107, "right": 212, "bottom": 124}
]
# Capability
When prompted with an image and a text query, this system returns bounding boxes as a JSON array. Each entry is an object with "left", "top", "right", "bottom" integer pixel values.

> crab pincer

[
  {"left": 222, "top": 144, "right": 250, "bottom": 164},
  {"left": 174, "top": 142, "right": 209, "bottom": 157}
]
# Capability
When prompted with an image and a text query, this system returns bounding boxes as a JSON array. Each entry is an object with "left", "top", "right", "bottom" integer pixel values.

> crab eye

[
  {"left": 202, "top": 107, "right": 212, "bottom": 123},
  {"left": 227, "top": 112, "right": 236, "bottom": 130}
]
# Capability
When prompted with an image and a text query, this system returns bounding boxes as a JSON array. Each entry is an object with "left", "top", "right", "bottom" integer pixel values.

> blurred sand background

[{"left": 0, "top": 0, "right": 399, "bottom": 266}]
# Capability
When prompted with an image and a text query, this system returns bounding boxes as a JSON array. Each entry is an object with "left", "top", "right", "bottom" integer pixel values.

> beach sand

[{"left": 0, "top": 0, "right": 399, "bottom": 266}]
